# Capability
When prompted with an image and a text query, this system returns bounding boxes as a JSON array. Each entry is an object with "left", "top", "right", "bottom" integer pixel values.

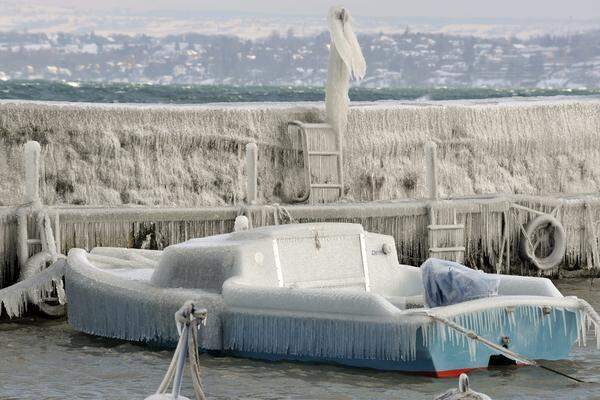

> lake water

[
  {"left": 2, "top": 279, "right": 600, "bottom": 399},
  {"left": 2, "top": 80, "right": 600, "bottom": 104}
]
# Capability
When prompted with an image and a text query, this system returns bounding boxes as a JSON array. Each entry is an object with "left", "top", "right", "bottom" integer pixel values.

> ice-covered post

[
  {"left": 425, "top": 141, "right": 439, "bottom": 200},
  {"left": 16, "top": 209, "right": 29, "bottom": 269},
  {"left": 245, "top": 142, "right": 258, "bottom": 204},
  {"left": 24, "top": 140, "right": 42, "bottom": 208}
]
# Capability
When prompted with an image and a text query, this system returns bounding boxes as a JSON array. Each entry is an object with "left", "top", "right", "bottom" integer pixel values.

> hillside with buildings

[{"left": 1, "top": 29, "right": 600, "bottom": 88}]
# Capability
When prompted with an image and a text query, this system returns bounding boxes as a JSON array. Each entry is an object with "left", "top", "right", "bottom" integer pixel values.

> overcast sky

[{"left": 39, "top": 0, "right": 600, "bottom": 19}]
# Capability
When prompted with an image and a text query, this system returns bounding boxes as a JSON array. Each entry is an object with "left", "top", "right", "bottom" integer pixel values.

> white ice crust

[{"left": 65, "top": 222, "right": 596, "bottom": 361}]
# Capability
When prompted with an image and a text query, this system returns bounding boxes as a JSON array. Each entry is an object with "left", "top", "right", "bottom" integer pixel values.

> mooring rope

[{"left": 149, "top": 301, "right": 208, "bottom": 400}]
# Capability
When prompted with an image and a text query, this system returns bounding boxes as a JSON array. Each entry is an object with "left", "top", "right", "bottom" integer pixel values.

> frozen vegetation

[{"left": 1, "top": 98, "right": 600, "bottom": 207}]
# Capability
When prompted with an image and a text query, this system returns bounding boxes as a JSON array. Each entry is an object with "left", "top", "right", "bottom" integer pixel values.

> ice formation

[
  {"left": 0, "top": 204, "right": 65, "bottom": 318},
  {"left": 234, "top": 215, "right": 249, "bottom": 232},
  {"left": 0, "top": 259, "right": 65, "bottom": 317},
  {"left": 325, "top": 6, "right": 366, "bottom": 136},
  {"left": 66, "top": 248, "right": 224, "bottom": 350},
  {"left": 54, "top": 244, "right": 600, "bottom": 366},
  {"left": 425, "top": 298, "right": 600, "bottom": 362},
  {"left": 220, "top": 300, "right": 600, "bottom": 365},
  {"left": 2, "top": 99, "right": 600, "bottom": 208},
  {"left": 34, "top": 220, "right": 600, "bottom": 376}
]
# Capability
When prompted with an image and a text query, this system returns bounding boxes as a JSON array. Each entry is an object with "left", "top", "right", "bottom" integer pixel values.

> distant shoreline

[{"left": 3, "top": 95, "right": 600, "bottom": 109}]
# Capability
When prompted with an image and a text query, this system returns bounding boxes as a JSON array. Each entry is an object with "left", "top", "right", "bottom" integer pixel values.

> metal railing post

[{"left": 245, "top": 142, "right": 258, "bottom": 204}]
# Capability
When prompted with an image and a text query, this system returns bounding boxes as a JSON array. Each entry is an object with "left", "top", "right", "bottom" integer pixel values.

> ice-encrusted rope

[{"left": 149, "top": 301, "right": 208, "bottom": 400}]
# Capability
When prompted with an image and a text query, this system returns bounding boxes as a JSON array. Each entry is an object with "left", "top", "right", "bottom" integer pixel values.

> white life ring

[{"left": 519, "top": 214, "right": 566, "bottom": 271}]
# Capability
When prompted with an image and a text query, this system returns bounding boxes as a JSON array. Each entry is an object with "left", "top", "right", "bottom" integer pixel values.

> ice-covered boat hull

[
  {"left": 65, "top": 248, "right": 225, "bottom": 349},
  {"left": 64, "top": 223, "right": 587, "bottom": 376},
  {"left": 220, "top": 304, "right": 579, "bottom": 377},
  {"left": 66, "top": 264, "right": 581, "bottom": 377}
]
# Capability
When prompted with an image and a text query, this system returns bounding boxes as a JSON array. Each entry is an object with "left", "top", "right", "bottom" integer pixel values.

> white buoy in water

[{"left": 434, "top": 374, "right": 492, "bottom": 400}]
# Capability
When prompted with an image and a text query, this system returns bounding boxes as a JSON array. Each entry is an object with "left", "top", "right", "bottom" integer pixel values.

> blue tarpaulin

[{"left": 421, "top": 258, "right": 502, "bottom": 308}]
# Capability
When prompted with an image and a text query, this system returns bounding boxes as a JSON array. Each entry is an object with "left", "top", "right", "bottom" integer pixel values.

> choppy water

[
  {"left": 2, "top": 80, "right": 600, "bottom": 104},
  {"left": 2, "top": 280, "right": 600, "bottom": 399}
]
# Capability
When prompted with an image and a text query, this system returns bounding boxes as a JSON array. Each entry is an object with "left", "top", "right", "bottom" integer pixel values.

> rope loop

[{"left": 175, "top": 301, "right": 208, "bottom": 334}]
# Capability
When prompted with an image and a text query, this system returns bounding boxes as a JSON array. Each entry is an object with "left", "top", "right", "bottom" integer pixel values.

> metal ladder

[
  {"left": 287, "top": 121, "right": 343, "bottom": 203},
  {"left": 428, "top": 207, "right": 465, "bottom": 263}
]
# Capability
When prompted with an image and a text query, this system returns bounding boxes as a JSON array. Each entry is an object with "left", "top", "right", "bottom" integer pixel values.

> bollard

[
  {"left": 245, "top": 142, "right": 258, "bottom": 204},
  {"left": 24, "top": 141, "right": 42, "bottom": 207},
  {"left": 424, "top": 141, "right": 439, "bottom": 200}
]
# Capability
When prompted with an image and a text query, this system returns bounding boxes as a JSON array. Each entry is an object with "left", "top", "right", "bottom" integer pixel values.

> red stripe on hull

[
  {"left": 426, "top": 363, "right": 525, "bottom": 378},
  {"left": 400, "top": 368, "right": 479, "bottom": 378},
  {"left": 433, "top": 368, "right": 476, "bottom": 378}
]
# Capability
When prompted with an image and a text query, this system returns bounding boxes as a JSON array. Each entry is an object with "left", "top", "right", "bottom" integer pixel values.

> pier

[
  {"left": 2, "top": 98, "right": 600, "bottom": 287},
  {"left": 2, "top": 193, "right": 600, "bottom": 288}
]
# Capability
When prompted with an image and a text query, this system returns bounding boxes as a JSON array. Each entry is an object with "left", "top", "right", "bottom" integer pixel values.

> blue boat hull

[{"left": 223, "top": 307, "right": 580, "bottom": 377}]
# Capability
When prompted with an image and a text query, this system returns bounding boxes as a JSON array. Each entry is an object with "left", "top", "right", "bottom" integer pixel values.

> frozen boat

[{"left": 66, "top": 222, "right": 590, "bottom": 377}]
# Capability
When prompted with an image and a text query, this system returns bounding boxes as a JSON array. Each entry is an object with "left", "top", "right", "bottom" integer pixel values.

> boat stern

[{"left": 419, "top": 297, "right": 582, "bottom": 377}]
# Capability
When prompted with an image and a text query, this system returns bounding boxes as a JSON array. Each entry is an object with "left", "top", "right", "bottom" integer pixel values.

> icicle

[
  {"left": 222, "top": 311, "right": 424, "bottom": 362},
  {"left": 468, "top": 339, "right": 477, "bottom": 361},
  {"left": 581, "top": 310, "right": 588, "bottom": 347},
  {"left": 576, "top": 310, "right": 582, "bottom": 346},
  {"left": 0, "top": 259, "right": 66, "bottom": 318},
  {"left": 325, "top": 6, "right": 366, "bottom": 135}
]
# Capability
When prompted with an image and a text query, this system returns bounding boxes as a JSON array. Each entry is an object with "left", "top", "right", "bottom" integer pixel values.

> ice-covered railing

[{"left": 0, "top": 141, "right": 66, "bottom": 317}]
